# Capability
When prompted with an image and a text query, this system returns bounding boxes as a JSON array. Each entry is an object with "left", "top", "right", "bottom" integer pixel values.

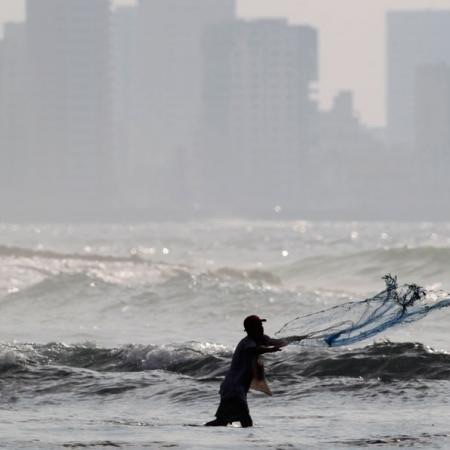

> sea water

[{"left": 0, "top": 221, "right": 450, "bottom": 449}]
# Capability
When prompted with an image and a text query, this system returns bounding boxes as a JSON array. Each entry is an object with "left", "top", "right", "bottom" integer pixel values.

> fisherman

[{"left": 205, "top": 315, "right": 287, "bottom": 427}]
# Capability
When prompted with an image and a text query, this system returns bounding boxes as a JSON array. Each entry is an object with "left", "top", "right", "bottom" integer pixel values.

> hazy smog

[{"left": 1, "top": 0, "right": 450, "bottom": 220}]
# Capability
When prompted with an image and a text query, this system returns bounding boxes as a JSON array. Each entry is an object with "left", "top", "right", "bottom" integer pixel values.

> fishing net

[{"left": 276, "top": 274, "right": 450, "bottom": 347}]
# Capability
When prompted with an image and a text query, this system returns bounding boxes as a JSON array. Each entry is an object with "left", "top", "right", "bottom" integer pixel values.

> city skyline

[
  {"left": 2, "top": 0, "right": 450, "bottom": 126},
  {"left": 1, "top": 0, "right": 450, "bottom": 220}
]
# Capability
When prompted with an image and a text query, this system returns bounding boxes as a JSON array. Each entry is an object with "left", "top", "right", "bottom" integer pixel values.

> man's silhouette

[{"left": 205, "top": 315, "right": 287, "bottom": 427}]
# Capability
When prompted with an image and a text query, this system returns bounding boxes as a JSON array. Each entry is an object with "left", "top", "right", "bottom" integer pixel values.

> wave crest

[{"left": 1, "top": 341, "right": 449, "bottom": 381}]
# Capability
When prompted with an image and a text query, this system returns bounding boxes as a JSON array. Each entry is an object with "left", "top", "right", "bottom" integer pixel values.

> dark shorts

[{"left": 215, "top": 395, "right": 252, "bottom": 423}]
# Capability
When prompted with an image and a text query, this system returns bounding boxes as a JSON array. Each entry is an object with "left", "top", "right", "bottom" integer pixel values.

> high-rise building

[
  {"left": 0, "top": 22, "right": 29, "bottom": 213},
  {"left": 111, "top": 5, "right": 137, "bottom": 206},
  {"left": 387, "top": 10, "right": 450, "bottom": 146},
  {"left": 414, "top": 64, "right": 450, "bottom": 185},
  {"left": 26, "top": 0, "right": 112, "bottom": 217},
  {"left": 315, "top": 91, "right": 389, "bottom": 218},
  {"left": 130, "top": 0, "right": 235, "bottom": 214},
  {"left": 201, "top": 19, "right": 318, "bottom": 214}
]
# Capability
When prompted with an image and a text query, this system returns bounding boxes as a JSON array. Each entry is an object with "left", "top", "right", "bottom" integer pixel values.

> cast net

[{"left": 276, "top": 274, "right": 450, "bottom": 347}]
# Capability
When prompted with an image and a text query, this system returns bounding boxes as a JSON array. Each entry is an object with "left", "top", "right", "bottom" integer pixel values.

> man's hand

[{"left": 283, "top": 335, "right": 309, "bottom": 344}]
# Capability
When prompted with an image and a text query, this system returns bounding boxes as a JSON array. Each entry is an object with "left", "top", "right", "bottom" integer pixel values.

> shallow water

[{"left": 1, "top": 221, "right": 450, "bottom": 449}]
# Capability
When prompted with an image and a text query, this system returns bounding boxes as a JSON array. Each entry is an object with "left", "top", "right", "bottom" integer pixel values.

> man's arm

[
  {"left": 251, "top": 345, "right": 282, "bottom": 356},
  {"left": 281, "top": 335, "right": 309, "bottom": 345},
  {"left": 263, "top": 334, "right": 309, "bottom": 346},
  {"left": 263, "top": 336, "right": 289, "bottom": 347}
]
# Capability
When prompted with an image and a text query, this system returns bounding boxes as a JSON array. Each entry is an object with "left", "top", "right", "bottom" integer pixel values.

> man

[{"left": 205, "top": 315, "right": 288, "bottom": 427}]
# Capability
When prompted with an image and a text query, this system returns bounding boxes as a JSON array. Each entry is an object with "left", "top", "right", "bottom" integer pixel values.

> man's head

[{"left": 243, "top": 315, "right": 266, "bottom": 337}]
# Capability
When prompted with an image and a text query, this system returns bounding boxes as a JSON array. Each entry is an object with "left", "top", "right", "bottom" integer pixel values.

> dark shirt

[{"left": 220, "top": 334, "right": 273, "bottom": 400}]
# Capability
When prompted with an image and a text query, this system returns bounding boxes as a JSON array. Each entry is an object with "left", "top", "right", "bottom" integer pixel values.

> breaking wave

[
  {"left": 1, "top": 341, "right": 450, "bottom": 381},
  {"left": 5, "top": 243, "right": 450, "bottom": 294},
  {"left": 0, "top": 244, "right": 281, "bottom": 292}
]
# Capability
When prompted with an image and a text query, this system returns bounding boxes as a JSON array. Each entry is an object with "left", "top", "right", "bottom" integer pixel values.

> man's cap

[{"left": 243, "top": 315, "right": 266, "bottom": 330}]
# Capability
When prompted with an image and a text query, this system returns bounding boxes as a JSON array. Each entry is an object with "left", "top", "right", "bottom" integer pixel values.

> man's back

[{"left": 220, "top": 336, "right": 257, "bottom": 399}]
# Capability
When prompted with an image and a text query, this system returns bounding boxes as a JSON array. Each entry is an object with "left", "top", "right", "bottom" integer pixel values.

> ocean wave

[
  {"left": 3, "top": 240, "right": 450, "bottom": 295},
  {"left": 211, "top": 267, "right": 281, "bottom": 285},
  {"left": 1, "top": 341, "right": 449, "bottom": 382},
  {"left": 0, "top": 246, "right": 189, "bottom": 297},
  {"left": 280, "top": 246, "right": 450, "bottom": 291},
  {"left": 0, "top": 245, "right": 282, "bottom": 295},
  {"left": 0, "top": 245, "right": 280, "bottom": 284},
  {"left": 0, "top": 348, "right": 29, "bottom": 371},
  {"left": 0, "top": 244, "right": 147, "bottom": 264},
  {"left": 12, "top": 243, "right": 450, "bottom": 295},
  {"left": 271, "top": 342, "right": 450, "bottom": 381},
  {"left": 0, "top": 270, "right": 279, "bottom": 319}
]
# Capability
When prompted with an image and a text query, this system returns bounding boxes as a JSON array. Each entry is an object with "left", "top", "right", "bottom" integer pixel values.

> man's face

[
  {"left": 257, "top": 322, "right": 264, "bottom": 335},
  {"left": 248, "top": 321, "right": 264, "bottom": 337}
]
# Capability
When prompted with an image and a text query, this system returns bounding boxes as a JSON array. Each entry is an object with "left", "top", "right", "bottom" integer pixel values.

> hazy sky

[{"left": 1, "top": 0, "right": 450, "bottom": 126}]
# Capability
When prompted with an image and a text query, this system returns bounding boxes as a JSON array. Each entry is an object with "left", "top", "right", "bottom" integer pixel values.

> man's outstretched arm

[
  {"left": 251, "top": 345, "right": 283, "bottom": 355},
  {"left": 280, "top": 335, "right": 309, "bottom": 345}
]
